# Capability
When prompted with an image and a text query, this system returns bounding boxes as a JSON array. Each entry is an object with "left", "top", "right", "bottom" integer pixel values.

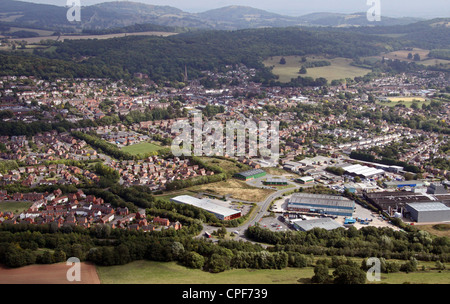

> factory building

[
  {"left": 405, "top": 202, "right": 450, "bottom": 223},
  {"left": 234, "top": 169, "right": 266, "bottom": 181},
  {"left": 288, "top": 193, "right": 355, "bottom": 217},
  {"left": 296, "top": 176, "right": 314, "bottom": 184},
  {"left": 263, "top": 178, "right": 288, "bottom": 185},
  {"left": 341, "top": 164, "right": 385, "bottom": 179},
  {"left": 427, "top": 183, "right": 448, "bottom": 195},
  {"left": 291, "top": 218, "right": 344, "bottom": 231},
  {"left": 170, "top": 195, "right": 241, "bottom": 221},
  {"left": 383, "top": 180, "right": 425, "bottom": 189}
]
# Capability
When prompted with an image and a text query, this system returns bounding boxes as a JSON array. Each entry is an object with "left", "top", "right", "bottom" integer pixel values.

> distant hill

[
  {"left": 297, "top": 12, "right": 422, "bottom": 27},
  {"left": 196, "top": 5, "right": 303, "bottom": 29},
  {"left": 0, "top": 0, "right": 427, "bottom": 33}
]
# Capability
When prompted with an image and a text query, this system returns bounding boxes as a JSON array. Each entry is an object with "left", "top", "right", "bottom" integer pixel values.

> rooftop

[
  {"left": 406, "top": 202, "right": 450, "bottom": 212},
  {"left": 289, "top": 193, "right": 354, "bottom": 208},
  {"left": 291, "top": 218, "right": 343, "bottom": 231},
  {"left": 170, "top": 195, "right": 240, "bottom": 218}
]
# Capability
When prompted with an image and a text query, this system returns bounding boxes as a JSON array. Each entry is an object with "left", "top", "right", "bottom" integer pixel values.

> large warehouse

[
  {"left": 288, "top": 193, "right": 355, "bottom": 217},
  {"left": 405, "top": 202, "right": 450, "bottom": 223},
  {"left": 170, "top": 195, "right": 241, "bottom": 221},
  {"left": 291, "top": 218, "right": 344, "bottom": 231},
  {"left": 341, "top": 164, "right": 385, "bottom": 179},
  {"left": 234, "top": 169, "right": 266, "bottom": 181}
]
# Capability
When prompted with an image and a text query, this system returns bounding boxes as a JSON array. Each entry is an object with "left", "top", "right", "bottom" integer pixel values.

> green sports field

[{"left": 121, "top": 142, "right": 163, "bottom": 155}]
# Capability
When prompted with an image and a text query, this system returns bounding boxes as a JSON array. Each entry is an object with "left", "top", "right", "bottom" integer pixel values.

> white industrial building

[
  {"left": 170, "top": 195, "right": 241, "bottom": 221},
  {"left": 291, "top": 218, "right": 344, "bottom": 231},
  {"left": 341, "top": 164, "right": 385, "bottom": 179}
]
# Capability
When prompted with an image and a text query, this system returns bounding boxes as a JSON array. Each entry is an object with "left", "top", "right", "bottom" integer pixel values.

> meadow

[
  {"left": 376, "top": 96, "right": 431, "bottom": 108},
  {"left": 263, "top": 55, "right": 371, "bottom": 83},
  {"left": 96, "top": 260, "right": 450, "bottom": 284}
]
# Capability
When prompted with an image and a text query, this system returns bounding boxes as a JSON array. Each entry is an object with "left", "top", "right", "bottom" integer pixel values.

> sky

[{"left": 20, "top": 0, "right": 450, "bottom": 18}]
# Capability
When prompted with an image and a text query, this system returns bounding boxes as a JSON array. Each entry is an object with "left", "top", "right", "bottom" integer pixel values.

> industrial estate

[{"left": 0, "top": 0, "right": 449, "bottom": 286}]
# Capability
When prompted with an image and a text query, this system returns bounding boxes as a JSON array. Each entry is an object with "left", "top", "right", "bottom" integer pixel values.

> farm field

[
  {"left": 0, "top": 262, "right": 100, "bottom": 284},
  {"left": 9, "top": 31, "right": 177, "bottom": 44},
  {"left": 0, "top": 201, "right": 32, "bottom": 213},
  {"left": 381, "top": 48, "right": 431, "bottom": 62},
  {"left": 96, "top": 260, "right": 450, "bottom": 284},
  {"left": 263, "top": 55, "right": 371, "bottom": 83},
  {"left": 121, "top": 141, "right": 163, "bottom": 155}
]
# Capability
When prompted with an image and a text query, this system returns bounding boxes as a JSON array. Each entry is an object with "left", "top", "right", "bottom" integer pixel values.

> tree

[
  {"left": 182, "top": 251, "right": 205, "bottom": 269},
  {"left": 333, "top": 264, "right": 366, "bottom": 284},
  {"left": 311, "top": 264, "right": 332, "bottom": 284},
  {"left": 206, "top": 254, "right": 230, "bottom": 273},
  {"left": 413, "top": 53, "right": 421, "bottom": 61},
  {"left": 407, "top": 53, "right": 413, "bottom": 60},
  {"left": 279, "top": 57, "right": 286, "bottom": 65},
  {"left": 299, "top": 66, "right": 307, "bottom": 74}
]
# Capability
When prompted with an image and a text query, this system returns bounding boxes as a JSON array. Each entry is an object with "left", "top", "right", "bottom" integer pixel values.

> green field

[
  {"left": 263, "top": 55, "right": 371, "bottom": 83},
  {"left": 97, "top": 260, "right": 314, "bottom": 284},
  {"left": 121, "top": 141, "right": 163, "bottom": 155},
  {"left": 198, "top": 157, "right": 251, "bottom": 175},
  {"left": 0, "top": 201, "right": 32, "bottom": 213},
  {"left": 96, "top": 260, "right": 450, "bottom": 284},
  {"left": 376, "top": 97, "right": 431, "bottom": 108}
]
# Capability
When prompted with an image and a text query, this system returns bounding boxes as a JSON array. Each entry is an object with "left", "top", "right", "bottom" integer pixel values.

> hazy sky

[{"left": 21, "top": 0, "right": 450, "bottom": 18}]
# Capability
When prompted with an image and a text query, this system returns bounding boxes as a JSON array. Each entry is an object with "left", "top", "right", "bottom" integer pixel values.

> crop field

[
  {"left": 121, "top": 141, "right": 163, "bottom": 155},
  {"left": 9, "top": 31, "right": 177, "bottom": 44},
  {"left": 0, "top": 262, "right": 100, "bottom": 284},
  {"left": 263, "top": 55, "right": 371, "bottom": 83}
]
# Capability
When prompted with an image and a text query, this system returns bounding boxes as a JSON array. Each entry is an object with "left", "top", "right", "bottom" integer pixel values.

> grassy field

[
  {"left": 263, "top": 55, "right": 371, "bottom": 83},
  {"left": 121, "top": 141, "right": 163, "bottom": 155},
  {"left": 97, "top": 260, "right": 314, "bottom": 284},
  {"left": 0, "top": 201, "right": 32, "bottom": 213},
  {"left": 198, "top": 157, "right": 251, "bottom": 175},
  {"left": 188, "top": 179, "right": 275, "bottom": 202},
  {"left": 96, "top": 260, "right": 450, "bottom": 284},
  {"left": 415, "top": 224, "right": 450, "bottom": 238},
  {"left": 376, "top": 96, "right": 431, "bottom": 108},
  {"left": 154, "top": 190, "right": 199, "bottom": 202},
  {"left": 263, "top": 167, "right": 295, "bottom": 176}
]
